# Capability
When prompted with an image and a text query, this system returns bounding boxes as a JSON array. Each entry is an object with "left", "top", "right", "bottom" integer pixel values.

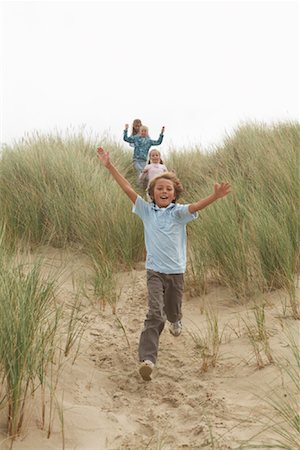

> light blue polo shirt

[{"left": 133, "top": 196, "right": 198, "bottom": 274}]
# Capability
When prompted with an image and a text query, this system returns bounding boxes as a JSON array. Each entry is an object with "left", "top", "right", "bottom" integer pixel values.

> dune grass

[
  {"left": 242, "top": 300, "right": 274, "bottom": 368},
  {"left": 0, "top": 121, "right": 298, "bottom": 320},
  {"left": 0, "top": 229, "right": 90, "bottom": 440},
  {"left": 189, "top": 306, "right": 224, "bottom": 372},
  {"left": 236, "top": 324, "right": 300, "bottom": 450},
  {"left": 0, "top": 129, "right": 145, "bottom": 306},
  {"left": 1, "top": 122, "right": 298, "bottom": 307},
  {"left": 0, "top": 241, "right": 60, "bottom": 437},
  {"left": 182, "top": 122, "right": 300, "bottom": 309}
]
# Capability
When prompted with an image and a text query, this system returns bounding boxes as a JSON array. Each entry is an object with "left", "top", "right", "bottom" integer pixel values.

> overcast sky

[{"left": 0, "top": 0, "right": 299, "bottom": 152}]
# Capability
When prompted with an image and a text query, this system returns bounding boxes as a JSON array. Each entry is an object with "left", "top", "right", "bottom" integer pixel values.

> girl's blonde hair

[
  {"left": 147, "top": 172, "right": 184, "bottom": 203},
  {"left": 139, "top": 125, "right": 149, "bottom": 134}
]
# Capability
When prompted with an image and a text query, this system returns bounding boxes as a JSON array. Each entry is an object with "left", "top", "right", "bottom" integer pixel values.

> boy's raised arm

[
  {"left": 97, "top": 147, "right": 138, "bottom": 204},
  {"left": 188, "top": 182, "right": 231, "bottom": 214}
]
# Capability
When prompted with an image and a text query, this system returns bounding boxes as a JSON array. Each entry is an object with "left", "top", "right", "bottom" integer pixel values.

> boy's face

[{"left": 153, "top": 179, "right": 176, "bottom": 208}]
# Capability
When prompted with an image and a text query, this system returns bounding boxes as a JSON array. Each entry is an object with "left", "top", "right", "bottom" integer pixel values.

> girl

[
  {"left": 139, "top": 148, "right": 168, "bottom": 183},
  {"left": 129, "top": 119, "right": 142, "bottom": 148},
  {"left": 130, "top": 119, "right": 142, "bottom": 137},
  {"left": 139, "top": 149, "right": 169, "bottom": 199},
  {"left": 139, "top": 149, "right": 168, "bottom": 184}
]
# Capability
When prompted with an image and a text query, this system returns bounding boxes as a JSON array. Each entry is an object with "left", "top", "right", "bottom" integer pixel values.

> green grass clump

[
  {"left": 180, "top": 121, "right": 299, "bottom": 305},
  {"left": 237, "top": 325, "right": 300, "bottom": 450},
  {"left": 0, "top": 240, "right": 60, "bottom": 437},
  {"left": 0, "top": 129, "right": 145, "bottom": 302}
]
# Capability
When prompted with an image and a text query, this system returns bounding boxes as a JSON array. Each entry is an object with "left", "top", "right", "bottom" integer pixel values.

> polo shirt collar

[{"left": 151, "top": 202, "right": 176, "bottom": 211}]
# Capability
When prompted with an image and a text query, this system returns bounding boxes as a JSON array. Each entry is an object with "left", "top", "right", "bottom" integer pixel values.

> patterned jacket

[{"left": 123, "top": 129, "right": 164, "bottom": 161}]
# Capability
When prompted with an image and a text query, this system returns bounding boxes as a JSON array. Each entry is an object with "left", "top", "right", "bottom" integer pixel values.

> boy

[{"left": 97, "top": 146, "right": 231, "bottom": 381}]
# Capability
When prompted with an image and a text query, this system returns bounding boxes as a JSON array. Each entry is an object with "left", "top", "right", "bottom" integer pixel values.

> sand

[{"left": 0, "top": 247, "right": 298, "bottom": 450}]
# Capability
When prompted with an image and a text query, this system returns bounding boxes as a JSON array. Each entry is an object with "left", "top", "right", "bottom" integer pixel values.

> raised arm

[
  {"left": 151, "top": 126, "right": 165, "bottom": 146},
  {"left": 123, "top": 125, "right": 135, "bottom": 143},
  {"left": 97, "top": 147, "right": 138, "bottom": 204},
  {"left": 188, "top": 182, "right": 231, "bottom": 214}
]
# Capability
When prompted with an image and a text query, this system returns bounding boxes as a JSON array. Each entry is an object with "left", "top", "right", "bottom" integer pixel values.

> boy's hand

[
  {"left": 97, "top": 147, "right": 110, "bottom": 167},
  {"left": 161, "top": 126, "right": 165, "bottom": 134},
  {"left": 124, "top": 124, "right": 129, "bottom": 130},
  {"left": 214, "top": 182, "right": 231, "bottom": 199}
]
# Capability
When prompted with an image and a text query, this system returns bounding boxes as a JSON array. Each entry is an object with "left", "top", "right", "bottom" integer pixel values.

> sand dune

[{"left": 0, "top": 247, "right": 298, "bottom": 450}]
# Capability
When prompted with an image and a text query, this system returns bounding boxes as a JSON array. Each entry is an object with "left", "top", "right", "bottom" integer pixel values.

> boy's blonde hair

[{"left": 147, "top": 172, "right": 184, "bottom": 203}]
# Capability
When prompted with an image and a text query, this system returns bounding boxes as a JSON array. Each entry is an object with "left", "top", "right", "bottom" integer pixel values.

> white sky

[{"left": 0, "top": 0, "right": 299, "bottom": 151}]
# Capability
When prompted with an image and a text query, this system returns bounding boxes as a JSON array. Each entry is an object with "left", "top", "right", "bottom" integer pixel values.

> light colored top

[
  {"left": 132, "top": 196, "right": 198, "bottom": 274},
  {"left": 139, "top": 163, "right": 168, "bottom": 182}
]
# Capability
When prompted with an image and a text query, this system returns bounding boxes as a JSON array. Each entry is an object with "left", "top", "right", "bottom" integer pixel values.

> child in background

[
  {"left": 129, "top": 119, "right": 142, "bottom": 148},
  {"left": 123, "top": 124, "right": 165, "bottom": 181},
  {"left": 97, "top": 146, "right": 231, "bottom": 381},
  {"left": 130, "top": 119, "right": 142, "bottom": 137},
  {"left": 139, "top": 149, "right": 168, "bottom": 185}
]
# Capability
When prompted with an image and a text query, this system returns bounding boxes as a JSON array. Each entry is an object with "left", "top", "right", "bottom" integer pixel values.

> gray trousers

[{"left": 138, "top": 270, "right": 184, "bottom": 364}]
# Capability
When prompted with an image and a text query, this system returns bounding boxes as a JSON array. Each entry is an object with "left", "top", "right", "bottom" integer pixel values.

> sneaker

[
  {"left": 139, "top": 360, "right": 154, "bottom": 381},
  {"left": 169, "top": 320, "right": 182, "bottom": 337}
]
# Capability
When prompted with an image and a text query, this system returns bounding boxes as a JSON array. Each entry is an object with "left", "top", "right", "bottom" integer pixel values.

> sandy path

[{"left": 0, "top": 248, "right": 297, "bottom": 450}]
